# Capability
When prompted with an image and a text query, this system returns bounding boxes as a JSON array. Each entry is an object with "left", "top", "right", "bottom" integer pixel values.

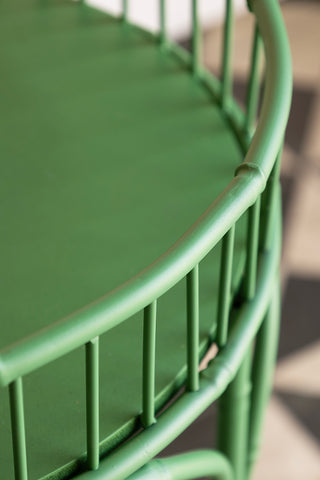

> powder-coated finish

[{"left": 0, "top": 0, "right": 291, "bottom": 479}]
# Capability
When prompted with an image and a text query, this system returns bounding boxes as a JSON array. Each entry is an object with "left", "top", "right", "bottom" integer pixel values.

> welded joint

[
  {"left": 235, "top": 162, "right": 267, "bottom": 192},
  {"left": 201, "top": 355, "right": 236, "bottom": 391}
]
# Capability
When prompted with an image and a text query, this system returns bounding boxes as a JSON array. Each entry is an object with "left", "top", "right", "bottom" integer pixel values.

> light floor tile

[
  {"left": 274, "top": 341, "right": 320, "bottom": 396},
  {"left": 282, "top": 160, "right": 320, "bottom": 277},
  {"left": 253, "top": 395, "right": 320, "bottom": 480}
]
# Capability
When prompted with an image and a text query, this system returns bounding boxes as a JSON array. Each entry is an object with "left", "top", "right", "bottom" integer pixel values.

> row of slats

[{"left": 7, "top": 1, "right": 267, "bottom": 478}]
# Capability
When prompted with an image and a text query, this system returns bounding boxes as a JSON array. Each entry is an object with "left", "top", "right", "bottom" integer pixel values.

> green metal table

[{"left": 0, "top": 1, "right": 291, "bottom": 479}]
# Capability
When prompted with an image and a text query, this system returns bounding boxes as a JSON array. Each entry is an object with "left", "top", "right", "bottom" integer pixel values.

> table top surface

[{"left": 0, "top": 2, "right": 244, "bottom": 478}]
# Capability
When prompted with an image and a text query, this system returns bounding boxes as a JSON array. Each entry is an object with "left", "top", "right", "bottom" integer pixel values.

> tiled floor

[
  {"left": 255, "top": 2, "right": 320, "bottom": 477},
  {"left": 165, "top": 1, "right": 320, "bottom": 478}
]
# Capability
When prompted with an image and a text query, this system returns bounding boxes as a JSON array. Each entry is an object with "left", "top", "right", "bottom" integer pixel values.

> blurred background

[{"left": 89, "top": 0, "right": 320, "bottom": 477}]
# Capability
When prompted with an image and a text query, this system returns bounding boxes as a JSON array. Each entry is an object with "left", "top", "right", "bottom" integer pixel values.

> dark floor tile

[
  {"left": 275, "top": 391, "right": 320, "bottom": 442},
  {"left": 285, "top": 85, "right": 318, "bottom": 153},
  {"left": 160, "top": 402, "right": 218, "bottom": 457},
  {"left": 279, "top": 275, "right": 320, "bottom": 359},
  {"left": 281, "top": 173, "right": 297, "bottom": 233}
]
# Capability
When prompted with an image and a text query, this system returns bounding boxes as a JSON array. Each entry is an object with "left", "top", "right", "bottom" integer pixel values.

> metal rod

[
  {"left": 122, "top": 0, "right": 128, "bottom": 22},
  {"left": 127, "top": 449, "right": 233, "bottom": 480},
  {"left": 259, "top": 148, "right": 282, "bottom": 251},
  {"left": 159, "top": 0, "right": 166, "bottom": 46},
  {"left": 192, "top": 0, "right": 201, "bottom": 75},
  {"left": 142, "top": 301, "right": 157, "bottom": 427},
  {"left": 221, "top": 0, "right": 234, "bottom": 109},
  {"left": 243, "top": 196, "right": 261, "bottom": 300},
  {"left": 186, "top": 265, "right": 199, "bottom": 392},
  {"left": 9, "top": 378, "right": 28, "bottom": 480},
  {"left": 0, "top": 0, "right": 292, "bottom": 389},
  {"left": 217, "top": 225, "right": 235, "bottom": 347},
  {"left": 218, "top": 352, "right": 252, "bottom": 480},
  {"left": 248, "top": 279, "right": 280, "bottom": 474},
  {"left": 76, "top": 213, "right": 282, "bottom": 480},
  {"left": 245, "top": 24, "right": 263, "bottom": 133},
  {"left": 86, "top": 337, "right": 100, "bottom": 470},
  {"left": 218, "top": 196, "right": 261, "bottom": 480}
]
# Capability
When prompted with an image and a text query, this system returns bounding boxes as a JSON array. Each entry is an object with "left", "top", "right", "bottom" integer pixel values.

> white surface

[{"left": 85, "top": 0, "right": 247, "bottom": 38}]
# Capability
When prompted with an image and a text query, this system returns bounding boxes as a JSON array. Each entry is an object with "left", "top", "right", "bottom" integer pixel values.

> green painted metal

[
  {"left": 122, "top": 0, "right": 128, "bottom": 22},
  {"left": 259, "top": 149, "right": 283, "bottom": 252},
  {"left": 243, "top": 197, "right": 261, "bottom": 301},
  {"left": 86, "top": 338, "right": 100, "bottom": 471},
  {"left": 76, "top": 212, "right": 282, "bottom": 479},
  {"left": 127, "top": 450, "right": 233, "bottom": 480},
  {"left": 142, "top": 301, "right": 157, "bottom": 427},
  {"left": 0, "top": 0, "right": 291, "bottom": 389},
  {"left": 221, "top": 0, "right": 234, "bottom": 110},
  {"left": 245, "top": 25, "right": 263, "bottom": 134},
  {"left": 248, "top": 278, "right": 281, "bottom": 475},
  {"left": 218, "top": 189, "right": 261, "bottom": 479},
  {"left": 9, "top": 378, "right": 28, "bottom": 480},
  {"left": 159, "top": 0, "right": 166, "bottom": 46},
  {"left": 217, "top": 226, "right": 235, "bottom": 348},
  {"left": 191, "top": 0, "right": 201, "bottom": 76},
  {"left": 218, "top": 352, "right": 252, "bottom": 480},
  {"left": 186, "top": 266, "right": 200, "bottom": 392},
  {"left": 0, "top": 0, "right": 292, "bottom": 478}
]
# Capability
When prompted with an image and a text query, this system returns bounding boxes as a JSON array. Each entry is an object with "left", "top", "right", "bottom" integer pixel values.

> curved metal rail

[
  {"left": 0, "top": 1, "right": 292, "bottom": 480},
  {"left": 127, "top": 450, "right": 234, "bottom": 480},
  {"left": 76, "top": 201, "right": 282, "bottom": 480},
  {"left": 0, "top": 0, "right": 291, "bottom": 387}
]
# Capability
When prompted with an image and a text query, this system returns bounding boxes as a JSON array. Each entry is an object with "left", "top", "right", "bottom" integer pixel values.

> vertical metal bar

[
  {"left": 218, "top": 353, "right": 252, "bottom": 480},
  {"left": 86, "top": 337, "right": 99, "bottom": 471},
  {"left": 243, "top": 196, "right": 261, "bottom": 301},
  {"left": 221, "top": 0, "right": 234, "bottom": 109},
  {"left": 186, "top": 265, "right": 199, "bottom": 392},
  {"left": 248, "top": 278, "right": 281, "bottom": 474},
  {"left": 192, "top": 0, "right": 201, "bottom": 75},
  {"left": 217, "top": 225, "right": 235, "bottom": 347},
  {"left": 218, "top": 197, "right": 261, "bottom": 480},
  {"left": 142, "top": 300, "right": 157, "bottom": 428},
  {"left": 259, "top": 149, "right": 282, "bottom": 252},
  {"left": 159, "top": 0, "right": 166, "bottom": 46},
  {"left": 9, "top": 378, "right": 28, "bottom": 480},
  {"left": 245, "top": 24, "right": 263, "bottom": 134},
  {"left": 122, "top": 0, "right": 128, "bottom": 22}
]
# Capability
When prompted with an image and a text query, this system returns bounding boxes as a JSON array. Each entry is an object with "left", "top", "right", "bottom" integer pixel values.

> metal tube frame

[{"left": 1, "top": 1, "right": 292, "bottom": 479}]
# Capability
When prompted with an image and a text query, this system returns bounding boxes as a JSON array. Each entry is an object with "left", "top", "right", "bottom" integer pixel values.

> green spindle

[
  {"left": 218, "top": 353, "right": 252, "bottom": 480},
  {"left": 218, "top": 196, "right": 261, "bottom": 480},
  {"left": 248, "top": 281, "right": 281, "bottom": 474},
  {"left": 221, "top": 0, "right": 234, "bottom": 109},
  {"left": 122, "top": 0, "right": 128, "bottom": 23},
  {"left": 159, "top": 0, "right": 166, "bottom": 46},
  {"left": 9, "top": 378, "right": 28, "bottom": 480},
  {"left": 186, "top": 265, "right": 199, "bottom": 392},
  {"left": 86, "top": 337, "right": 99, "bottom": 471},
  {"left": 217, "top": 225, "right": 235, "bottom": 347},
  {"left": 245, "top": 24, "right": 263, "bottom": 134},
  {"left": 192, "top": 0, "right": 201, "bottom": 75},
  {"left": 142, "top": 301, "right": 157, "bottom": 427},
  {"left": 259, "top": 149, "right": 282, "bottom": 252},
  {"left": 243, "top": 197, "right": 261, "bottom": 300}
]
